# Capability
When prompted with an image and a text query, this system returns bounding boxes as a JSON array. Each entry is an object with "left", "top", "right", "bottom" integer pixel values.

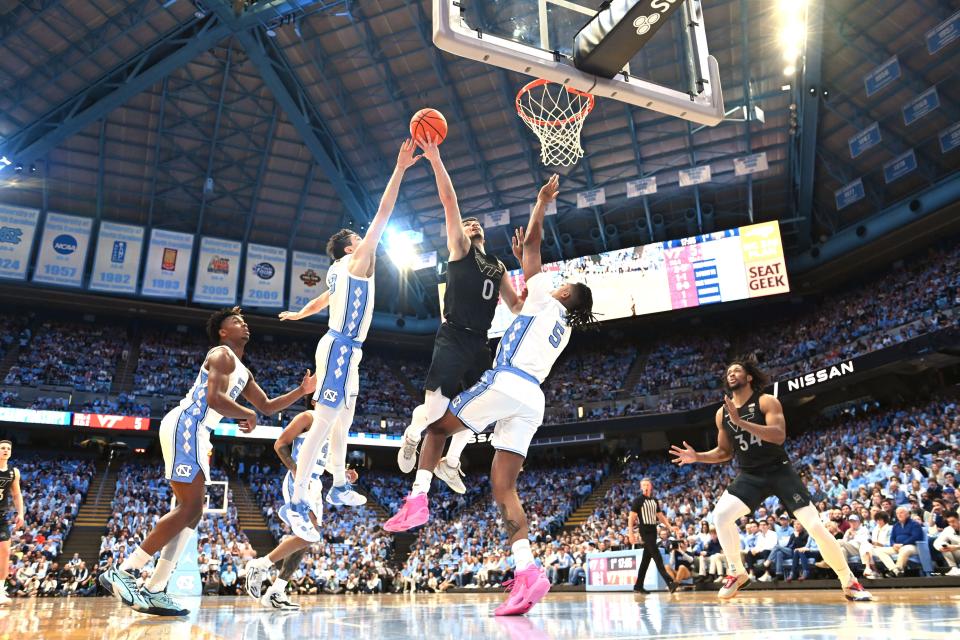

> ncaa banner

[
  {"left": 289, "top": 251, "right": 330, "bottom": 312},
  {"left": 141, "top": 229, "right": 194, "bottom": 299},
  {"left": 242, "top": 243, "right": 287, "bottom": 308},
  {"left": 89, "top": 221, "right": 144, "bottom": 294},
  {"left": 0, "top": 204, "right": 39, "bottom": 280},
  {"left": 193, "top": 236, "right": 242, "bottom": 305},
  {"left": 32, "top": 212, "right": 93, "bottom": 288}
]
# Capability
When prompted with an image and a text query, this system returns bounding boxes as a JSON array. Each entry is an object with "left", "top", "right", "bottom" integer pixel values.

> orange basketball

[{"left": 410, "top": 108, "right": 448, "bottom": 146}]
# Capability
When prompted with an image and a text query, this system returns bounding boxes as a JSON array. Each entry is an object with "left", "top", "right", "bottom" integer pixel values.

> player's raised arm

[
  {"left": 206, "top": 348, "right": 259, "bottom": 430},
  {"left": 241, "top": 369, "right": 317, "bottom": 424},
  {"left": 421, "top": 134, "right": 470, "bottom": 260},
  {"left": 521, "top": 174, "right": 559, "bottom": 281},
  {"left": 350, "top": 139, "right": 421, "bottom": 276},
  {"left": 279, "top": 290, "right": 330, "bottom": 322}
]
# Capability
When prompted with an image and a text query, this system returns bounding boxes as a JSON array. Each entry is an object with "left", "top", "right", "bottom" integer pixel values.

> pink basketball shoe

[
  {"left": 494, "top": 565, "right": 551, "bottom": 616},
  {"left": 383, "top": 493, "right": 430, "bottom": 532}
]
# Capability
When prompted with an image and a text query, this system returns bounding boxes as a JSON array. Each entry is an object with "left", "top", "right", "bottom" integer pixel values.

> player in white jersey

[
  {"left": 277, "top": 139, "right": 421, "bottom": 543},
  {"left": 100, "top": 307, "right": 317, "bottom": 616},
  {"left": 244, "top": 409, "right": 359, "bottom": 610},
  {"left": 384, "top": 175, "right": 596, "bottom": 616}
]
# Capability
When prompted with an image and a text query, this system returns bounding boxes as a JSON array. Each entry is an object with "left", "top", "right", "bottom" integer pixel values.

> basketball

[{"left": 410, "top": 108, "right": 448, "bottom": 146}]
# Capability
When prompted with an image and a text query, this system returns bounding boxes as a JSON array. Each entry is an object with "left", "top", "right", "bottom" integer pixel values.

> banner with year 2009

[
  {"left": 89, "top": 221, "right": 144, "bottom": 294},
  {"left": 288, "top": 251, "right": 330, "bottom": 315},
  {"left": 32, "top": 212, "right": 93, "bottom": 288},
  {"left": 141, "top": 229, "right": 194, "bottom": 299},
  {"left": 0, "top": 204, "right": 39, "bottom": 280},
  {"left": 242, "top": 243, "right": 286, "bottom": 308},
  {"left": 193, "top": 236, "right": 242, "bottom": 305}
]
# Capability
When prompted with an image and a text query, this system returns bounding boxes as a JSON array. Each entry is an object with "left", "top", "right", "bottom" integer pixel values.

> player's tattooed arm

[
  {"left": 275, "top": 443, "right": 296, "bottom": 475},
  {"left": 497, "top": 503, "right": 522, "bottom": 539}
]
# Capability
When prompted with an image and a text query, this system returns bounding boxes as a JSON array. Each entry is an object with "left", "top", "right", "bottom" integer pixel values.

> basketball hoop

[{"left": 516, "top": 78, "right": 595, "bottom": 167}]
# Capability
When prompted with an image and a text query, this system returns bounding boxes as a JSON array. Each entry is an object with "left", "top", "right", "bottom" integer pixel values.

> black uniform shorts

[
  {"left": 0, "top": 512, "right": 10, "bottom": 543},
  {"left": 726, "top": 460, "right": 813, "bottom": 514},
  {"left": 423, "top": 322, "right": 492, "bottom": 399}
]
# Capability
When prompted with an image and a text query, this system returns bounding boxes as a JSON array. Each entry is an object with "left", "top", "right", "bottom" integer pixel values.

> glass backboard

[{"left": 433, "top": 0, "right": 724, "bottom": 125}]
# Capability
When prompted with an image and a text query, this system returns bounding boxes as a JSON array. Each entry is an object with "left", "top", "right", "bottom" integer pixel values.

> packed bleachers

[
  {"left": 4, "top": 457, "right": 97, "bottom": 598},
  {"left": 245, "top": 464, "right": 396, "bottom": 594},
  {"left": 3, "top": 320, "right": 127, "bottom": 393}
]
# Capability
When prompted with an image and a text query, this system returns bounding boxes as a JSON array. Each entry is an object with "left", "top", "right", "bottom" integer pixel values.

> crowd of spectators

[
  {"left": 133, "top": 330, "right": 208, "bottom": 396},
  {"left": 3, "top": 320, "right": 127, "bottom": 392},
  {"left": 394, "top": 463, "right": 605, "bottom": 592},
  {"left": 555, "top": 395, "right": 960, "bottom": 582},
  {"left": 246, "top": 465, "right": 396, "bottom": 594},
  {"left": 4, "top": 457, "right": 97, "bottom": 598},
  {"left": 97, "top": 463, "right": 257, "bottom": 596}
]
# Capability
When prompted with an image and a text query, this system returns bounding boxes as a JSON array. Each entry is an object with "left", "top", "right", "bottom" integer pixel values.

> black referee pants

[{"left": 635, "top": 529, "right": 672, "bottom": 585}]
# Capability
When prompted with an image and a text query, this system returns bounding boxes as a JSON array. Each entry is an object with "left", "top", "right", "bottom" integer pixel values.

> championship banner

[
  {"left": 0, "top": 204, "right": 39, "bottom": 280},
  {"left": 734, "top": 152, "right": 769, "bottom": 176},
  {"left": 577, "top": 187, "right": 606, "bottom": 208},
  {"left": 32, "top": 212, "right": 93, "bottom": 288},
  {"left": 626, "top": 177, "right": 656, "bottom": 198},
  {"left": 73, "top": 413, "right": 150, "bottom": 431},
  {"left": 678, "top": 165, "right": 711, "bottom": 187},
  {"left": 89, "top": 221, "right": 144, "bottom": 294},
  {"left": 193, "top": 236, "right": 242, "bottom": 305},
  {"left": 413, "top": 251, "right": 438, "bottom": 271},
  {"left": 529, "top": 200, "right": 558, "bottom": 217},
  {"left": 289, "top": 251, "right": 330, "bottom": 313},
  {"left": 483, "top": 209, "right": 510, "bottom": 228},
  {"left": 242, "top": 243, "right": 286, "bottom": 308},
  {"left": 141, "top": 229, "right": 194, "bottom": 299},
  {"left": 739, "top": 221, "right": 790, "bottom": 298}
]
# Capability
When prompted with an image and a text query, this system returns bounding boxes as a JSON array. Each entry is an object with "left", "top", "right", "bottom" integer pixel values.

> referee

[{"left": 628, "top": 477, "right": 677, "bottom": 593}]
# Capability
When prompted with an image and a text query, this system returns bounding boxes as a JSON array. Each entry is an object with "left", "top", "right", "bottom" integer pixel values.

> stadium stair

[
  {"left": 231, "top": 476, "right": 277, "bottom": 554},
  {"left": 110, "top": 328, "right": 142, "bottom": 394},
  {"left": 59, "top": 465, "right": 119, "bottom": 567},
  {"left": 387, "top": 360, "right": 422, "bottom": 406},
  {"left": 617, "top": 352, "right": 649, "bottom": 400},
  {"left": 562, "top": 469, "right": 623, "bottom": 530},
  {"left": 0, "top": 341, "right": 21, "bottom": 381}
]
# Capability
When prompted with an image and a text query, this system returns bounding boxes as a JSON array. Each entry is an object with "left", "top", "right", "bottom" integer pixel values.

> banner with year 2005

[
  {"left": 242, "top": 243, "right": 286, "bottom": 308},
  {"left": 89, "top": 221, "right": 144, "bottom": 294},
  {"left": 141, "top": 229, "right": 194, "bottom": 299},
  {"left": 288, "top": 251, "right": 330, "bottom": 314},
  {"left": 32, "top": 212, "right": 93, "bottom": 288},
  {"left": 193, "top": 236, "right": 242, "bottom": 305},
  {"left": 0, "top": 204, "right": 39, "bottom": 280}
]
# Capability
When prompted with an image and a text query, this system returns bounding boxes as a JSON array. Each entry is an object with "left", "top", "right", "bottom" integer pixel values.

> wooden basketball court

[{"left": 4, "top": 589, "right": 958, "bottom": 639}]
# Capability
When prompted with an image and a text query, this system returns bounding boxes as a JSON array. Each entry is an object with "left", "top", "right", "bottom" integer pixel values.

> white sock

[
  {"left": 331, "top": 468, "right": 347, "bottom": 487},
  {"left": 292, "top": 409, "right": 335, "bottom": 502},
  {"left": 404, "top": 405, "right": 429, "bottom": 442},
  {"left": 512, "top": 539, "right": 535, "bottom": 571},
  {"left": 268, "top": 578, "right": 288, "bottom": 594},
  {"left": 145, "top": 527, "right": 195, "bottom": 592},
  {"left": 413, "top": 469, "right": 433, "bottom": 495},
  {"left": 120, "top": 547, "right": 152, "bottom": 573},
  {"left": 253, "top": 556, "right": 274, "bottom": 569},
  {"left": 445, "top": 429, "right": 472, "bottom": 468}
]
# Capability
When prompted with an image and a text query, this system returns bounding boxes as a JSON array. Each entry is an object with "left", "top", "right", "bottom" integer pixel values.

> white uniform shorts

[
  {"left": 450, "top": 368, "right": 545, "bottom": 458},
  {"left": 160, "top": 407, "right": 213, "bottom": 483},
  {"left": 313, "top": 332, "right": 361, "bottom": 411}
]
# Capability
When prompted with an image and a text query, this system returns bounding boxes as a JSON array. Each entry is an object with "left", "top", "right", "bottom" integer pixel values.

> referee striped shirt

[{"left": 631, "top": 495, "right": 660, "bottom": 529}]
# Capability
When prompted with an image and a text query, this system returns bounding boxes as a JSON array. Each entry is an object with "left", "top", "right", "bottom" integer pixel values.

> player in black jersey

[
  {"left": 0, "top": 440, "right": 24, "bottom": 606},
  {"left": 669, "top": 359, "right": 873, "bottom": 602},
  {"left": 396, "top": 133, "right": 525, "bottom": 494}
]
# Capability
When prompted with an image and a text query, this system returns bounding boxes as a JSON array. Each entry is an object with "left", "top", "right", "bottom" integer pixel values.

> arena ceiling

[{"left": 0, "top": 0, "right": 957, "bottom": 316}]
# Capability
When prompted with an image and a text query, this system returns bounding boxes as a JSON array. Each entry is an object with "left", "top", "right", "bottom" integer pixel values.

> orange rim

[{"left": 516, "top": 78, "right": 596, "bottom": 127}]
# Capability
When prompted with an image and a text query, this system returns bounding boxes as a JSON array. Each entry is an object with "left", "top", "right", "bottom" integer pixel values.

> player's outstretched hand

[
  {"left": 278, "top": 311, "right": 299, "bottom": 321},
  {"left": 722, "top": 396, "right": 742, "bottom": 426},
  {"left": 419, "top": 132, "right": 441, "bottom": 163},
  {"left": 239, "top": 409, "right": 258, "bottom": 434},
  {"left": 300, "top": 369, "right": 317, "bottom": 395},
  {"left": 669, "top": 441, "right": 697, "bottom": 466},
  {"left": 397, "top": 138, "right": 422, "bottom": 170},
  {"left": 538, "top": 174, "right": 560, "bottom": 203},
  {"left": 346, "top": 469, "right": 359, "bottom": 483},
  {"left": 512, "top": 226, "right": 525, "bottom": 263}
]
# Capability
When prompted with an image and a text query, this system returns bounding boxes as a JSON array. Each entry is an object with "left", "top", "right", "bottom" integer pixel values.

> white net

[{"left": 516, "top": 79, "right": 595, "bottom": 167}]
